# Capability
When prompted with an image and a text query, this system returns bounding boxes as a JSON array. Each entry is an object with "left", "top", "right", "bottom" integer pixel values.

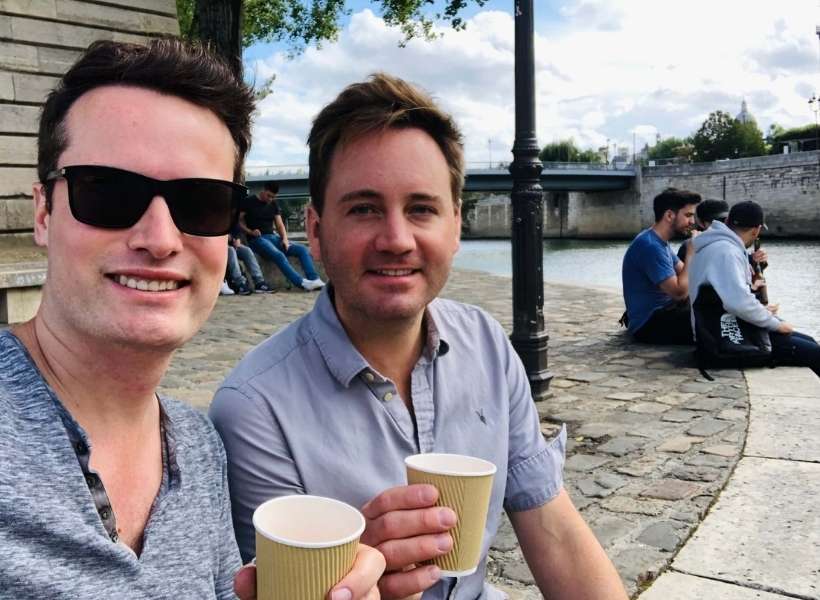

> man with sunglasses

[{"left": 0, "top": 39, "right": 383, "bottom": 599}]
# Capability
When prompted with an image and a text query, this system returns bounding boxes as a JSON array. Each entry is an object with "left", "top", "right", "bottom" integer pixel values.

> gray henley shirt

[{"left": 0, "top": 330, "right": 242, "bottom": 599}]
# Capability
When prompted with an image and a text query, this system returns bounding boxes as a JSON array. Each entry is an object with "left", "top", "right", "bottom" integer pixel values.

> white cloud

[{"left": 245, "top": 1, "right": 820, "bottom": 166}]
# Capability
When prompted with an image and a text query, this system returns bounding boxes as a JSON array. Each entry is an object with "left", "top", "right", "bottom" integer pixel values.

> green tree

[
  {"left": 691, "top": 110, "right": 765, "bottom": 161},
  {"left": 177, "top": 0, "right": 488, "bottom": 76},
  {"left": 735, "top": 120, "right": 766, "bottom": 157},
  {"left": 692, "top": 111, "right": 737, "bottom": 161},
  {"left": 768, "top": 123, "right": 820, "bottom": 153},
  {"left": 646, "top": 136, "right": 691, "bottom": 161},
  {"left": 539, "top": 139, "right": 601, "bottom": 163}
]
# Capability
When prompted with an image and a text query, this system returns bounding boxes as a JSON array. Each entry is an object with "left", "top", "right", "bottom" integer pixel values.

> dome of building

[{"left": 736, "top": 99, "right": 755, "bottom": 124}]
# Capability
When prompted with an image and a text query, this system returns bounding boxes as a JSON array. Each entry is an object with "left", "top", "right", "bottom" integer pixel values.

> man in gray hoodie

[{"left": 689, "top": 200, "right": 820, "bottom": 376}]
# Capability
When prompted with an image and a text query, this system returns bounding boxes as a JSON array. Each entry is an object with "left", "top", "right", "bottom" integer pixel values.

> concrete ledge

[
  {"left": 0, "top": 261, "right": 46, "bottom": 324},
  {"left": 640, "top": 572, "right": 787, "bottom": 599},
  {"left": 640, "top": 366, "right": 820, "bottom": 599}
]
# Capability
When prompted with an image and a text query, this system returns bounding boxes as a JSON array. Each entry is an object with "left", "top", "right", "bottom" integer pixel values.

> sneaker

[
  {"left": 219, "top": 281, "right": 235, "bottom": 296},
  {"left": 253, "top": 280, "right": 275, "bottom": 293},
  {"left": 301, "top": 278, "right": 325, "bottom": 291},
  {"left": 235, "top": 281, "right": 252, "bottom": 296}
]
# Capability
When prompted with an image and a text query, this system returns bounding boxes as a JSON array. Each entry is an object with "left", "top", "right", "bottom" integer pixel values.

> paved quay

[{"left": 165, "top": 268, "right": 754, "bottom": 598}]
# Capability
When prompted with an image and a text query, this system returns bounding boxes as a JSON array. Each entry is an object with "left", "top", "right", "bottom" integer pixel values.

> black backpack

[{"left": 692, "top": 284, "right": 773, "bottom": 370}]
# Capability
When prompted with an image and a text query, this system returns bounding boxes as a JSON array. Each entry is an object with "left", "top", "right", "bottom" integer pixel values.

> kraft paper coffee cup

[
  {"left": 253, "top": 495, "right": 365, "bottom": 600},
  {"left": 405, "top": 453, "right": 497, "bottom": 577}
]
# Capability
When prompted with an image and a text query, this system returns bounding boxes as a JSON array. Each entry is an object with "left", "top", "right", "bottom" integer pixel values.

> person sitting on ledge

[
  {"left": 621, "top": 187, "right": 701, "bottom": 344},
  {"left": 238, "top": 181, "right": 325, "bottom": 291},
  {"left": 677, "top": 199, "right": 729, "bottom": 264},
  {"left": 689, "top": 200, "right": 820, "bottom": 377},
  {"left": 226, "top": 228, "right": 275, "bottom": 295}
]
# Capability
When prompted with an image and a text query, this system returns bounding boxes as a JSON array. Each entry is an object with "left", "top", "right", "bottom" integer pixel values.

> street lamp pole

[
  {"left": 809, "top": 95, "right": 819, "bottom": 152},
  {"left": 509, "top": 0, "right": 552, "bottom": 400}
]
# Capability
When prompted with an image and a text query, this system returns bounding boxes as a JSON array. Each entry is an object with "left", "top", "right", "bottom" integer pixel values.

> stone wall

[
  {"left": 641, "top": 152, "right": 820, "bottom": 237},
  {"left": 0, "top": 0, "right": 178, "bottom": 234},
  {"left": 463, "top": 174, "right": 642, "bottom": 239},
  {"left": 462, "top": 153, "right": 819, "bottom": 239}
]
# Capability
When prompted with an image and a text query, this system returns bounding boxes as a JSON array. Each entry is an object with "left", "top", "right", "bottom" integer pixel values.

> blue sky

[
  {"left": 243, "top": 0, "right": 554, "bottom": 62},
  {"left": 241, "top": 0, "right": 820, "bottom": 169}
]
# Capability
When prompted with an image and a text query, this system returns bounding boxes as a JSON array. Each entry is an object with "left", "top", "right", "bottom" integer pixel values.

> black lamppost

[{"left": 509, "top": 0, "right": 552, "bottom": 400}]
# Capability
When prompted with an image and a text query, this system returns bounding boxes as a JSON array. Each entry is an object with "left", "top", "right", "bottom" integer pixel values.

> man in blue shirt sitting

[{"left": 622, "top": 188, "right": 701, "bottom": 344}]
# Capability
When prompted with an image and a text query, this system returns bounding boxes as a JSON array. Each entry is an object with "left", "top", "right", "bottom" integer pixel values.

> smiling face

[
  {"left": 32, "top": 85, "right": 235, "bottom": 352},
  {"left": 307, "top": 127, "right": 461, "bottom": 331}
]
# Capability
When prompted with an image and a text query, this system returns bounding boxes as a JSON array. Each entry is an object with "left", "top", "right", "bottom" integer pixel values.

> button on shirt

[
  {"left": 211, "top": 289, "right": 567, "bottom": 599},
  {"left": 0, "top": 331, "right": 241, "bottom": 599}
]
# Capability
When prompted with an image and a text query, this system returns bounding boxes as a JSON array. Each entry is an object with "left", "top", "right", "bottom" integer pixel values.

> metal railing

[{"left": 246, "top": 161, "right": 635, "bottom": 178}]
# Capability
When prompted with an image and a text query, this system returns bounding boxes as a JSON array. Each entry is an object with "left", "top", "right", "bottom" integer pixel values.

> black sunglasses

[{"left": 45, "top": 165, "right": 245, "bottom": 237}]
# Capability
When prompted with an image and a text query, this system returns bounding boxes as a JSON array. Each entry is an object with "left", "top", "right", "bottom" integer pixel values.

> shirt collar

[{"left": 308, "top": 287, "right": 450, "bottom": 387}]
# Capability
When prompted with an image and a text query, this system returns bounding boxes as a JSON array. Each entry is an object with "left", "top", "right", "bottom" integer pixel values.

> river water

[{"left": 454, "top": 238, "right": 820, "bottom": 340}]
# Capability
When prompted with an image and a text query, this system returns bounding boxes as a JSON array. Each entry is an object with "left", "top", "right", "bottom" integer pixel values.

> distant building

[{"left": 736, "top": 99, "right": 756, "bottom": 125}]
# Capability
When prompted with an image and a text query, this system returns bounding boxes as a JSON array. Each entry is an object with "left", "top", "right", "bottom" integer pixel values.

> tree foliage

[
  {"left": 539, "top": 139, "right": 602, "bottom": 163},
  {"left": 767, "top": 123, "right": 820, "bottom": 153},
  {"left": 691, "top": 110, "right": 765, "bottom": 161},
  {"left": 646, "top": 136, "right": 691, "bottom": 161},
  {"left": 178, "top": 0, "right": 488, "bottom": 57}
]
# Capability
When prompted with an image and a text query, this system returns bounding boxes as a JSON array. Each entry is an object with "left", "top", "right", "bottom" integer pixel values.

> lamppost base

[{"left": 528, "top": 369, "right": 554, "bottom": 402}]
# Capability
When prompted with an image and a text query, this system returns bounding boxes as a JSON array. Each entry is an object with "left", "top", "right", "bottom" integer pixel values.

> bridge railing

[
  {"left": 246, "top": 164, "right": 309, "bottom": 178},
  {"left": 246, "top": 161, "right": 635, "bottom": 178}
]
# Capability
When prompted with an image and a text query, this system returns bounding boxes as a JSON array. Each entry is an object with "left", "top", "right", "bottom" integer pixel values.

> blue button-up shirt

[{"left": 211, "top": 289, "right": 566, "bottom": 599}]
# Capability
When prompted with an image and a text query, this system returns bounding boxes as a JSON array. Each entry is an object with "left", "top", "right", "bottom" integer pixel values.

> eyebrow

[{"left": 337, "top": 189, "right": 445, "bottom": 204}]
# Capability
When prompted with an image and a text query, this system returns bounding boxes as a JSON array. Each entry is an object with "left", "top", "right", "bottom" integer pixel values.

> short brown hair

[
  {"left": 307, "top": 73, "right": 465, "bottom": 214},
  {"left": 652, "top": 187, "right": 702, "bottom": 222},
  {"left": 38, "top": 38, "right": 255, "bottom": 205}
]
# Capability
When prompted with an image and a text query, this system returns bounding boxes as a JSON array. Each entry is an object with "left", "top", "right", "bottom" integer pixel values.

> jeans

[
  {"left": 247, "top": 233, "right": 319, "bottom": 286},
  {"left": 227, "top": 245, "right": 264, "bottom": 286},
  {"left": 633, "top": 300, "right": 694, "bottom": 345},
  {"left": 771, "top": 330, "right": 820, "bottom": 377}
]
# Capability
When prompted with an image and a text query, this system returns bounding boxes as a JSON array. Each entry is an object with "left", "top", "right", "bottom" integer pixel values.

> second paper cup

[{"left": 405, "top": 453, "right": 496, "bottom": 577}]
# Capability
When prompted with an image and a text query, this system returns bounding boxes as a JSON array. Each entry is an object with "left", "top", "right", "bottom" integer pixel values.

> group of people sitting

[
  {"left": 622, "top": 188, "right": 820, "bottom": 376},
  {"left": 220, "top": 182, "right": 325, "bottom": 295}
]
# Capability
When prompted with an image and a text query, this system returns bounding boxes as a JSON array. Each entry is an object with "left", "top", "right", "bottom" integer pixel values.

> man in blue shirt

[
  {"left": 212, "top": 74, "right": 627, "bottom": 600},
  {"left": 622, "top": 188, "right": 701, "bottom": 344}
]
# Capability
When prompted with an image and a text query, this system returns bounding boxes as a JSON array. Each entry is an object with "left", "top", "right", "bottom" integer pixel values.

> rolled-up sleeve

[{"left": 498, "top": 323, "right": 567, "bottom": 513}]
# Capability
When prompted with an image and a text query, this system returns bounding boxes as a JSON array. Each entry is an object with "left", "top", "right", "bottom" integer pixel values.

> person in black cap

[{"left": 689, "top": 200, "right": 820, "bottom": 376}]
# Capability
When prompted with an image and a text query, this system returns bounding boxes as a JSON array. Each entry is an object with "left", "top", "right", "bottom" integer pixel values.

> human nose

[
  {"left": 126, "top": 196, "right": 184, "bottom": 259},
  {"left": 374, "top": 211, "right": 415, "bottom": 255}
]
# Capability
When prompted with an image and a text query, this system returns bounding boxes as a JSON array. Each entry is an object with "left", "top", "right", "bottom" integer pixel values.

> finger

[
  {"left": 378, "top": 565, "right": 441, "bottom": 600},
  {"left": 362, "top": 506, "right": 456, "bottom": 549},
  {"left": 233, "top": 563, "right": 257, "bottom": 600},
  {"left": 361, "top": 485, "right": 439, "bottom": 520},
  {"left": 364, "top": 587, "right": 381, "bottom": 600},
  {"left": 328, "top": 545, "right": 386, "bottom": 600},
  {"left": 377, "top": 533, "right": 453, "bottom": 571}
]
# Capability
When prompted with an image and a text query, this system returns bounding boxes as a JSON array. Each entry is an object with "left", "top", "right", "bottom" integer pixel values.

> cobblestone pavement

[{"left": 162, "top": 269, "right": 748, "bottom": 598}]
